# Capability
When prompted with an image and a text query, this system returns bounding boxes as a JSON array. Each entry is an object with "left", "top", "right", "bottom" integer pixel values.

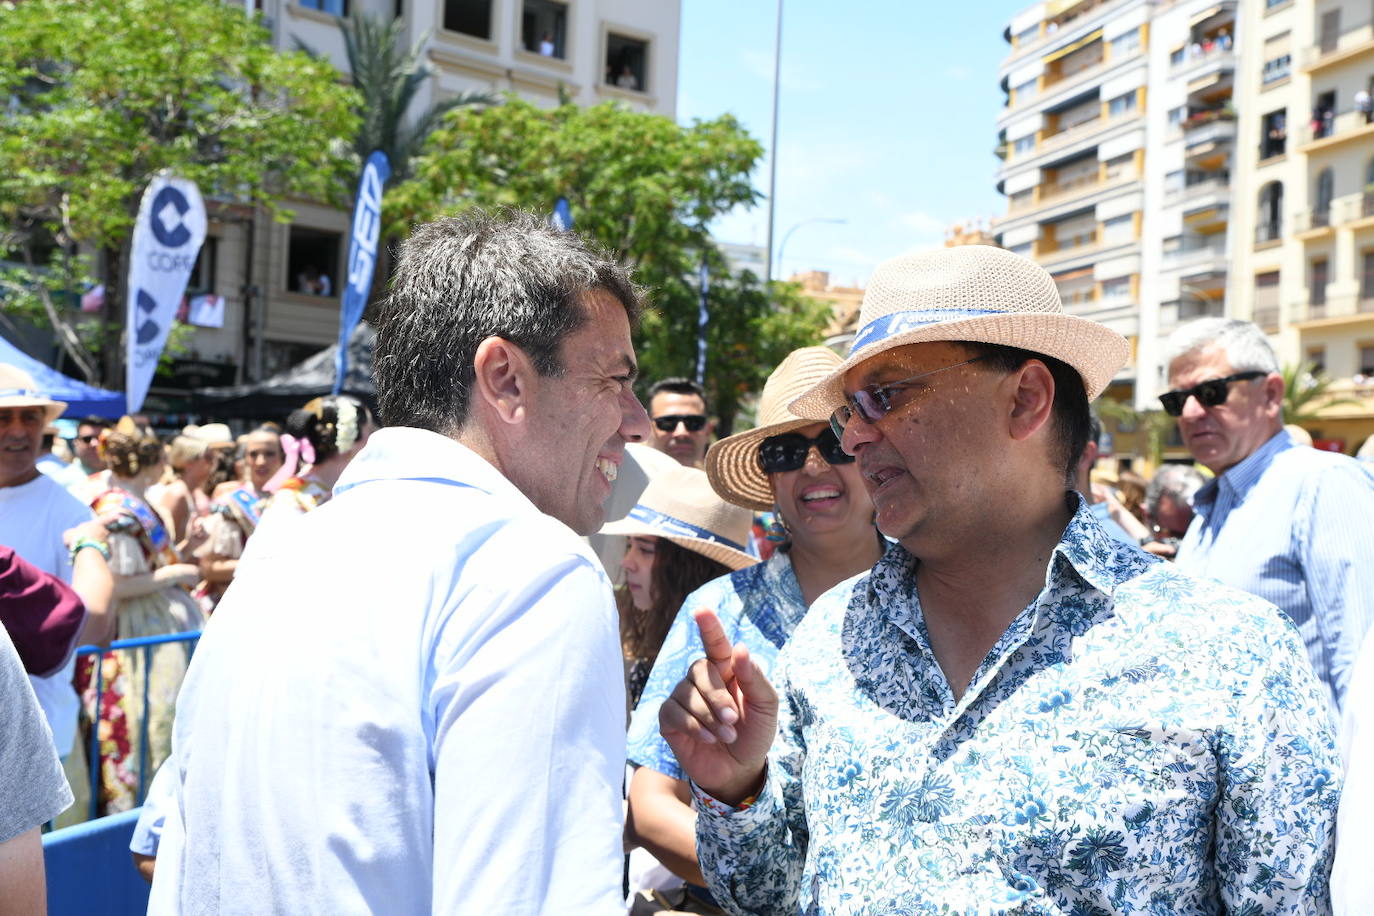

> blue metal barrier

[
  {"left": 76, "top": 630, "right": 201, "bottom": 822},
  {"left": 43, "top": 808, "right": 149, "bottom": 916}
]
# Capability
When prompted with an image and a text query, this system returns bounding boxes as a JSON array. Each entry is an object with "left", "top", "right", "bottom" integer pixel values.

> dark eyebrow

[{"left": 615, "top": 353, "right": 639, "bottom": 382}]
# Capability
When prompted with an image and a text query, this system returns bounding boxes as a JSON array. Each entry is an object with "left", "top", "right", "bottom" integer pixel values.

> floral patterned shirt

[{"left": 693, "top": 497, "right": 1341, "bottom": 915}]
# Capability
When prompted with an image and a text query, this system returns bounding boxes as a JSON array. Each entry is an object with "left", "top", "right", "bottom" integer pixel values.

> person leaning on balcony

[
  {"left": 1164, "top": 317, "right": 1374, "bottom": 722},
  {"left": 661, "top": 246, "right": 1340, "bottom": 913}
]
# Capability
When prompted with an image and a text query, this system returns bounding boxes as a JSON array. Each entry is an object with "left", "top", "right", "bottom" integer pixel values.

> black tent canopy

[{"left": 194, "top": 324, "right": 375, "bottom": 419}]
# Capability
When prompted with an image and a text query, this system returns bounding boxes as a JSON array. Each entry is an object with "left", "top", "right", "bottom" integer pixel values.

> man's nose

[{"left": 622, "top": 391, "right": 651, "bottom": 443}]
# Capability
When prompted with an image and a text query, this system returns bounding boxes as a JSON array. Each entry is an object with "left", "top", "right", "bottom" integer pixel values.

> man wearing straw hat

[
  {"left": 660, "top": 246, "right": 1340, "bottom": 913},
  {"left": 0, "top": 366, "right": 109, "bottom": 799}
]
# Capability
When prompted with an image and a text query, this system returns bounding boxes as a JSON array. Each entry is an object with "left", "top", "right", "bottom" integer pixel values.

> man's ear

[
  {"left": 1007, "top": 360, "right": 1056, "bottom": 444},
  {"left": 1263, "top": 371, "right": 1286, "bottom": 413},
  {"left": 471, "top": 337, "right": 534, "bottom": 427}
]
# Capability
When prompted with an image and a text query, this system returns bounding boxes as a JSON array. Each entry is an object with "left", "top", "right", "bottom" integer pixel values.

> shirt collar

[
  {"left": 333, "top": 427, "right": 532, "bottom": 510},
  {"left": 1193, "top": 428, "right": 1291, "bottom": 508},
  {"left": 875, "top": 492, "right": 1154, "bottom": 637}
]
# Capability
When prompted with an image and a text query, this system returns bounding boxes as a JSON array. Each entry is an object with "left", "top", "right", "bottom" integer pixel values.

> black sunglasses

[
  {"left": 653, "top": 414, "right": 708, "bottom": 433},
  {"left": 758, "top": 429, "right": 855, "bottom": 473},
  {"left": 1158, "top": 371, "right": 1265, "bottom": 417}
]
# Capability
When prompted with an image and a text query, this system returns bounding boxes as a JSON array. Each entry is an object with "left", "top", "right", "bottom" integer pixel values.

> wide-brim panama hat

[
  {"left": 600, "top": 465, "right": 757, "bottom": 570},
  {"left": 0, "top": 364, "right": 66, "bottom": 424},
  {"left": 789, "top": 245, "right": 1130, "bottom": 418},
  {"left": 705, "top": 346, "right": 843, "bottom": 513}
]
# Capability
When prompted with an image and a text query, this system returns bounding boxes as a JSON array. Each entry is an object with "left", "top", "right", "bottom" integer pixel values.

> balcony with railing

[
  {"left": 1294, "top": 206, "right": 1335, "bottom": 238},
  {"left": 1253, "top": 305, "right": 1281, "bottom": 332},
  {"left": 1255, "top": 221, "right": 1283, "bottom": 247},
  {"left": 1301, "top": 16, "right": 1374, "bottom": 72},
  {"left": 1171, "top": 40, "right": 1235, "bottom": 80},
  {"left": 1297, "top": 108, "right": 1374, "bottom": 150},
  {"left": 1165, "top": 172, "right": 1230, "bottom": 208},
  {"left": 1037, "top": 229, "right": 1100, "bottom": 266},
  {"left": 1162, "top": 236, "right": 1227, "bottom": 273}
]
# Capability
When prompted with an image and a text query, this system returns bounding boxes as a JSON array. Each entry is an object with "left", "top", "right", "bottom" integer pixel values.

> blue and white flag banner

[
  {"left": 695, "top": 254, "right": 710, "bottom": 387},
  {"left": 334, "top": 150, "right": 392, "bottom": 395},
  {"left": 550, "top": 196, "right": 573, "bottom": 231},
  {"left": 125, "top": 174, "right": 207, "bottom": 413}
]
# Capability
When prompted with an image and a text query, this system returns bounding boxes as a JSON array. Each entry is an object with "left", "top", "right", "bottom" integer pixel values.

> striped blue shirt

[{"left": 1176, "top": 429, "right": 1374, "bottom": 716}]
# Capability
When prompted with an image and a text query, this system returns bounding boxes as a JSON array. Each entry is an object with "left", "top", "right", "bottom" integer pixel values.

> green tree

[
  {"left": 0, "top": 0, "right": 360, "bottom": 383},
  {"left": 1281, "top": 360, "right": 1358, "bottom": 424},
  {"left": 387, "top": 97, "right": 831, "bottom": 432}
]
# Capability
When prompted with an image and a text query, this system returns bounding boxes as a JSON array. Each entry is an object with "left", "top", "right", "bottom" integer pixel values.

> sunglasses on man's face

[
  {"left": 829, "top": 355, "right": 988, "bottom": 438},
  {"left": 758, "top": 429, "right": 855, "bottom": 473},
  {"left": 1158, "top": 371, "right": 1265, "bottom": 417},
  {"left": 653, "top": 414, "right": 708, "bottom": 433}
]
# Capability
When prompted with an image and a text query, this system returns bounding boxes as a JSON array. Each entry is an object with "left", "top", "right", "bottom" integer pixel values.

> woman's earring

[{"left": 765, "top": 505, "right": 790, "bottom": 543}]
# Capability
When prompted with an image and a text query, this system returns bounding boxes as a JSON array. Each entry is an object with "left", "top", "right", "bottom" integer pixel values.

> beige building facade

[{"left": 139, "top": 0, "right": 680, "bottom": 413}]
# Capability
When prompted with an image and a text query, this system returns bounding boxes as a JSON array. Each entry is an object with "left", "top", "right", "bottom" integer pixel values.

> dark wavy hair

[
  {"left": 618, "top": 537, "right": 730, "bottom": 662},
  {"left": 284, "top": 395, "right": 372, "bottom": 464}
]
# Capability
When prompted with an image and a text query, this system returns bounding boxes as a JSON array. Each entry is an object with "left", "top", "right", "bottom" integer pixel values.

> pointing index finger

[{"left": 692, "top": 608, "right": 735, "bottom": 671}]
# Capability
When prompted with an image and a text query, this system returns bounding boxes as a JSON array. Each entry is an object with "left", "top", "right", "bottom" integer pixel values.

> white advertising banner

[{"left": 125, "top": 174, "right": 207, "bottom": 412}]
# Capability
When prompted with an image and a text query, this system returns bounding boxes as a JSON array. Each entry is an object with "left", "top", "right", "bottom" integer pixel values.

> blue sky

[{"left": 676, "top": 0, "right": 1029, "bottom": 286}]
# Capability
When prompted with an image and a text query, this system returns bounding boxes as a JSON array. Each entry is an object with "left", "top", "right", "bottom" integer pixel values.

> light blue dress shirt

[
  {"left": 692, "top": 498, "right": 1340, "bottom": 914},
  {"left": 149, "top": 428, "right": 626, "bottom": 914},
  {"left": 1175, "top": 429, "right": 1374, "bottom": 716}
]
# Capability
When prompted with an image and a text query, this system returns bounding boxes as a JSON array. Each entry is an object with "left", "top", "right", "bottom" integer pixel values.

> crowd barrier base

[{"left": 43, "top": 808, "right": 149, "bottom": 916}]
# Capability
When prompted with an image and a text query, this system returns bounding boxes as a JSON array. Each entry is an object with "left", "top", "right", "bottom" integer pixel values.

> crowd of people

[{"left": 3, "top": 209, "right": 1374, "bottom": 914}]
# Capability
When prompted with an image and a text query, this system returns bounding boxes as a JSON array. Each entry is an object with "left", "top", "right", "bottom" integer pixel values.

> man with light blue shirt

[
  {"left": 1165, "top": 317, "right": 1374, "bottom": 718},
  {"left": 150, "top": 211, "right": 652, "bottom": 914}
]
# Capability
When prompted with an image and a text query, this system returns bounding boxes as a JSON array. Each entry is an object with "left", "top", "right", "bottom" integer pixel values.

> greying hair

[
  {"left": 373, "top": 210, "right": 642, "bottom": 433},
  {"left": 1164, "top": 318, "right": 1279, "bottom": 375},
  {"left": 1145, "top": 463, "right": 1206, "bottom": 517}
]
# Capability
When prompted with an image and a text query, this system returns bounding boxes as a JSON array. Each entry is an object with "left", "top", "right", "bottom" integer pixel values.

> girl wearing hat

[
  {"left": 623, "top": 347, "right": 885, "bottom": 909},
  {"left": 256, "top": 395, "right": 374, "bottom": 532},
  {"left": 600, "top": 465, "right": 758, "bottom": 711},
  {"left": 81, "top": 417, "right": 204, "bottom": 814}
]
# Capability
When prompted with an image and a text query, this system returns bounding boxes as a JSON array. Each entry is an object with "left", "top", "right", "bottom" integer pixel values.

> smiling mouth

[
  {"left": 800, "top": 487, "right": 841, "bottom": 504},
  {"left": 595, "top": 457, "right": 619, "bottom": 483}
]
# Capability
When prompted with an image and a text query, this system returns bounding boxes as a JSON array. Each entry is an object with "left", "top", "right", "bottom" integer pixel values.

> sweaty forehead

[
  {"left": 1168, "top": 344, "right": 1234, "bottom": 385},
  {"left": 650, "top": 391, "right": 705, "bottom": 416},
  {"left": 844, "top": 341, "right": 970, "bottom": 389}
]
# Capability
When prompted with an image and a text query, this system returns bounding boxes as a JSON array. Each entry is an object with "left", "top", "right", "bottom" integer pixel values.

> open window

[
  {"left": 605, "top": 32, "right": 648, "bottom": 92},
  {"left": 444, "top": 0, "right": 492, "bottom": 40},
  {"left": 287, "top": 227, "right": 341, "bottom": 297},
  {"left": 522, "top": 0, "right": 568, "bottom": 58},
  {"left": 1260, "top": 109, "right": 1286, "bottom": 159}
]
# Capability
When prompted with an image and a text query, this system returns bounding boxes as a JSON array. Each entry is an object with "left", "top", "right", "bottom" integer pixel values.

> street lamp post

[
  {"left": 776, "top": 217, "right": 847, "bottom": 282},
  {"left": 763, "top": 0, "right": 784, "bottom": 284}
]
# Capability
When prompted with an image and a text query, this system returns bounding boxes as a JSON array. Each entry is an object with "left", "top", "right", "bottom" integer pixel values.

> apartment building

[
  {"left": 993, "top": 0, "right": 1153, "bottom": 420},
  {"left": 1229, "top": 0, "right": 1374, "bottom": 451},
  {"left": 141, "top": 0, "right": 680, "bottom": 413}
]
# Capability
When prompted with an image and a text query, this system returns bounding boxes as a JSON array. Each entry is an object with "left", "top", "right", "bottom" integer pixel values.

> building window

[
  {"left": 1108, "top": 92, "right": 1137, "bottom": 118},
  {"left": 1362, "top": 251, "right": 1374, "bottom": 300},
  {"left": 1007, "top": 241, "right": 1033, "bottom": 257},
  {"left": 1262, "top": 54, "right": 1292, "bottom": 84},
  {"left": 1012, "top": 78, "right": 1037, "bottom": 104},
  {"left": 1254, "top": 271, "right": 1280, "bottom": 330},
  {"left": 186, "top": 238, "right": 217, "bottom": 295},
  {"left": 522, "top": 0, "right": 567, "bottom": 58},
  {"left": 1009, "top": 189, "right": 1033, "bottom": 208},
  {"left": 1311, "top": 258, "right": 1329, "bottom": 306},
  {"left": 1361, "top": 345, "right": 1374, "bottom": 375},
  {"left": 298, "top": 0, "right": 348, "bottom": 14},
  {"left": 1306, "top": 346, "right": 1326, "bottom": 373},
  {"left": 1313, "top": 90, "right": 1337, "bottom": 139},
  {"left": 1101, "top": 277, "right": 1131, "bottom": 302},
  {"left": 1014, "top": 24, "right": 1038, "bottom": 46},
  {"left": 1257, "top": 181, "right": 1284, "bottom": 242},
  {"left": 287, "top": 227, "right": 341, "bottom": 297},
  {"left": 1103, "top": 152, "right": 1134, "bottom": 181},
  {"left": 1013, "top": 135, "right": 1036, "bottom": 156},
  {"left": 1110, "top": 28, "right": 1140, "bottom": 57},
  {"left": 606, "top": 32, "right": 648, "bottom": 92},
  {"left": 1314, "top": 168, "right": 1334, "bottom": 222},
  {"left": 1169, "top": 46, "right": 1185, "bottom": 66},
  {"left": 1168, "top": 106, "right": 1186, "bottom": 128},
  {"left": 444, "top": 0, "right": 492, "bottom": 40},
  {"left": 1101, "top": 214, "right": 1133, "bottom": 245},
  {"left": 1260, "top": 109, "right": 1286, "bottom": 158}
]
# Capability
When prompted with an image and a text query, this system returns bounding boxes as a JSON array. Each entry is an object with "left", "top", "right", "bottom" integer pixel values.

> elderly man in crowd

[
  {"left": 1164, "top": 317, "right": 1374, "bottom": 717},
  {"left": 647, "top": 377, "right": 715, "bottom": 467},
  {"left": 1143, "top": 462, "right": 1206, "bottom": 548},
  {"left": 152, "top": 211, "right": 651, "bottom": 914},
  {"left": 660, "top": 247, "right": 1340, "bottom": 913}
]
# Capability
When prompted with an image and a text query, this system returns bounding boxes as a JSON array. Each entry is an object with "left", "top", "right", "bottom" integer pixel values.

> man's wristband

[{"left": 69, "top": 537, "right": 111, "bottom": 563}]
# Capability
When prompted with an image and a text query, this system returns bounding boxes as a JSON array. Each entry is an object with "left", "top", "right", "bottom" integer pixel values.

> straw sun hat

[
  {"left": 789, "top": 245, "right": 1130, "bottom": 419},
  {"left": 0, "top": 365, "right": 66, "bottom": 424},
  {"left": 705, "top": 346, "right": 844, "bottom": 513},
  {"left": 600, "top": 465, "right": 757, "bottom": 570}
]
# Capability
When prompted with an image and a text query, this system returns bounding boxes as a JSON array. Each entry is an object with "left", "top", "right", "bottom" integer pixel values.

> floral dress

[
  {"left": 194, "top": 484, "right": 264, "bottom": 611},
  {"left": 78, "top": 487, "right": 205, "bottom": 814}
]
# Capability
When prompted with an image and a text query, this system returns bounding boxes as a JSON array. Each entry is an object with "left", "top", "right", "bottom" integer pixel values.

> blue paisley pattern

[
  {"left": 629, "top": 549, "right": 807, "bottom": 780},
  {"left": 692, "top": 497, "right": 1341, "bottom": 915}
]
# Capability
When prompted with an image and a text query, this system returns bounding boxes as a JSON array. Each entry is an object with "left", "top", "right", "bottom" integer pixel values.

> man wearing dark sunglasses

[
  {"left": 1165, "top": 317, "right": 1374, "bottom": 721},
  {"left": 647, "top": 377, "right": 715, "bottom": 468},
  {"left": 71, "top": 416, "right": 110, "bottom": 477}
]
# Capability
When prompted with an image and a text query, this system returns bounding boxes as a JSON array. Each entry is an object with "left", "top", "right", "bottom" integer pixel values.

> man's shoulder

[
  {"left": 1114, "top": 562, "right": 1298, "bottom": 644},
  {"left": 1268, "top": 441, "right": 1373, "bottom": 483},
  {"left": 29, "top": 472, "right": 91, "bottom": 519}
]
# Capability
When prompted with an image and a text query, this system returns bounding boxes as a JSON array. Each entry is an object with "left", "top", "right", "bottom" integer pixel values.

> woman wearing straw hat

[
  {"left": 600, "top": 464, "right": 757, "bottom": 712},
  {"left": 623, "top": 347, "right": 884, "bottom": 912}
]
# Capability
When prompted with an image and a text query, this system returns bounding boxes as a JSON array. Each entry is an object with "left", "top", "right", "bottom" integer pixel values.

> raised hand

[{"left": 659, "top": 608, "right": 779, "bottom": 806}]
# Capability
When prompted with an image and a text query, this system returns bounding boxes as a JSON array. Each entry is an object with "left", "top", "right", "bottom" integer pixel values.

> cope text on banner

[{"left": 334, "top": 150, "right": 391, "bottom": 395}]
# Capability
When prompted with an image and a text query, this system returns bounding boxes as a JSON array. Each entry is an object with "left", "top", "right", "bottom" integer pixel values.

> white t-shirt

[
  {"left": 1334, "top": 632, "right": 1374, "bottom": 915},
  {"left": 0, "top": 473, "right": 94, "bottom": 757},
  {"left": 151, "top": 428, "right": 626, "bottom": 914}
]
